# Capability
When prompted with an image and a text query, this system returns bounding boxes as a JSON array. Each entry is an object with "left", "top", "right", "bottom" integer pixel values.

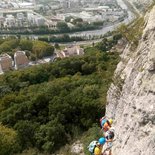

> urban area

[
  {"left": 0, "top": 0, "right": 128, "bottom": 74},
  {"left": 0, "top": 0, "right": 127, "bottom": 32}
]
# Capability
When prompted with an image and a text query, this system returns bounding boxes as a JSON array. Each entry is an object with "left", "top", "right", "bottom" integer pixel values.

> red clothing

[{"left": 103, "top": 122, "right": 110, "bottom": 132}]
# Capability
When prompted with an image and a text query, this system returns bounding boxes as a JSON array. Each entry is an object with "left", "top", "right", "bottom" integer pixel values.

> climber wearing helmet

[
  {"left": 94, "top": 137, "right": 106, "bottom": 155},
  {"left": 88, "top": 137, "right": 106, "bottom": 155},
  {"left": 102, "top": 127, "right": 115, "bottom": 155},
  {"left": 101, "top": 117, "right": 113, "bottom": 133},
  {"left": 105, "top": 127, "right": 115, "bottom": 141}
]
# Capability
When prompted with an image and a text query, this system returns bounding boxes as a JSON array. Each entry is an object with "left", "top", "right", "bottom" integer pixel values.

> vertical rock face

[{"left": 106, "top": 6, "right": 155, "bottom": 155}]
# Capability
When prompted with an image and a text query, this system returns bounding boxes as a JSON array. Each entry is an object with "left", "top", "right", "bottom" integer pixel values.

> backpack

[
  {"left": 88, "top": 140, "right": 98, "bottom": 153},
  {"left": 106, "top": 131, "right": 115, "bottom": 140},
  {"left": 109, "top": 131, "right": 114, "bottom": 139},
  {"left": 100, "top": 118, "right": 107, "bottom": 127}
]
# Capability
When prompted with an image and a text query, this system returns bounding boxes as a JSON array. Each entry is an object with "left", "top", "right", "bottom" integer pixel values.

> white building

[
  {"left": 18, "top": 2, "right": 34, "bottom": 9},
  {"left": 17, "top": 12, "right": 24, "bottom": 20},
  {"left": 35, "top": 17, "right": 45, "bottom": 26},
  {"left": 0, "top": 17, "right": 5, "bottom": 28},
  {"left": 27, "top": 12, "right": 36, "bottom": 25},
  {"left": 5, "top": 14, "right": 16, "bottom": 27},
  {"left": 0, "top": 53, "right": 13, "bottom": 74},
  {"left": 14, "top": 51, "right": 29, "bottom": 70},
  {"left": 57, "top": 45, "right": 84, "bottom": 58}
]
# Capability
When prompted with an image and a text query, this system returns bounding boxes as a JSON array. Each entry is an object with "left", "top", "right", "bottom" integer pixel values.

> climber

[
  {"left": 105, "top": 127, "right": 115, "bottom": 140},
  {"left": 100, "top": 117, "right": 113, "bottom": 133},
  {"left": 102, "top": 127, "right": 115, "bottom": 155},
  {"left": 88, "top": 137, "right": 106, "bottom": 155}
]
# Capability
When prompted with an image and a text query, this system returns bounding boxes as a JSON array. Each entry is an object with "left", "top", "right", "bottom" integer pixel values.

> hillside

[
  {"left": 0, "top": 43, "right": 119, "bottom": 154},
  {"left": 106, "top": 5, "right": 155, "bottom": 155},
  {"left": 126, "top": 0, "right": 153, "bottom": 12},
  {"left": 1, "top": 1, "right": 155, "bottom": 155}
]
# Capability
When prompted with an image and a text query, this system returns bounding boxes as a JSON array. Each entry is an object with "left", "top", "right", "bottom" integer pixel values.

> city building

[
  {"left": 61, "top": 0, "right": 81, "bottom": 11},
  {"left": 57, "top": 45, "right": 84, "bottom": 58},
  {"left": 18, "top": 2, "right": 34, "bottom": 9},
  {"left": 0, "top": 53, "right": 13, "bottom": 73},
  {"left": 35, "top": 17, "right": 45, "bottom": 26},
  {"left": 5, "top": 14, "right": 15, "bottom": 27},
  {"left": 17, "top": 12, "right": 25, "bottom": 20},
  {"left": 0, "top": 17, "right": 5, "bottom": 28},
  {"left": 14, "top": 51, "right": 29, "bottom": 69}
]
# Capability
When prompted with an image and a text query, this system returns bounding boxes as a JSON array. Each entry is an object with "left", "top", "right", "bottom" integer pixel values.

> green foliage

[
  {"left": 16, "top": 148, "right": 40, "bottom": 155},
  {"left": 72, "top": 18, "right": 83, "bottom": 25},
  {"left": 19, "top": 39, "right": 33, "bottom": 51},
  {"left": 0, "top": 38, "right": 19, "bottom": 54},
  {"left": 32, "top": 40, "right": 54, "bottom": 59},
  {"left": 65, "top": 16, "right": 73, "bottom": 22},
  {"left": 117, "top": 17, "right": 145, "bottom": 49},
  {"left": 0, "top": 38, "right": 55, "bottom": 60},
  {"left": 57, "top": 22, "right": 70, "bottom": 32},
  {"left": 14, "top": 121, "right": 39, "bottom": 149},
  {"left": 38, "top": 35, "right": 84, "bottom": 43},
  {"left": 35, "top": 119, "right": 67, "bottom": 153},
  {"left": 0, "top": 48, "right": 119, "bottom": 154},
  {"left": 54, "top": 43, "right": 60, "bottom": 49},
  {"left": 96, "top": 38, "right": 110, "bottom": 51},
  {"left": 81, "top": 124, "right": 103, "bottom": 155},
  {"left": 95, "top": 35, "right": 121, "bottom": 52},
  {"left": 0, "top": 124, "right": 20, "bottom": 155}
]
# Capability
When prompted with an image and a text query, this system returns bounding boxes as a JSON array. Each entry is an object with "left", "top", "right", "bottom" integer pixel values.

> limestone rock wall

[{"left": 106, "top": 6, "right": 155, "bottom": 155}]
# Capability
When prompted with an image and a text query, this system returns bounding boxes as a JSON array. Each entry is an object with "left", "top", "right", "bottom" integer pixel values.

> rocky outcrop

[
  {"left": 70, "top": 141, "right": 84, "bottom": 155},
  {"left": 106, "top": 5, "right": 155, "bottom": 155}
]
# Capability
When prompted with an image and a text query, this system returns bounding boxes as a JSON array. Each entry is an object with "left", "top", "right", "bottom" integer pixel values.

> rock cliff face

[{"left": 106, "top": 5, "right": 155, "bottom": 155}]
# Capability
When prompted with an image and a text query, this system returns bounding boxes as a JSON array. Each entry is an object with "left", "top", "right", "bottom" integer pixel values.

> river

[
  {"left": 68, "top": 0, "right": 135, "bottom": 37},
  {"left": 39, "top": 0, "right": 134, "bottom": 38}
]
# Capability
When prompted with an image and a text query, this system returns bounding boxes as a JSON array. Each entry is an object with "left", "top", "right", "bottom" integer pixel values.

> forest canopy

[{"left": 0, "top": 46, "right": 119, "bottom": 154}]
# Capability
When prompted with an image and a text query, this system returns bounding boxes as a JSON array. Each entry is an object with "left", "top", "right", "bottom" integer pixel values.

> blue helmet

[{"left": 98, "top": 137, "right": 106, "bottom": 145}]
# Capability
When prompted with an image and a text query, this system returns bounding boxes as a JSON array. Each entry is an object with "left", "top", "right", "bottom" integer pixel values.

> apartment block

[
  {"left": 0, "top": 53, "right": 13, "bottom": 73},
  {"left": 14, "top": 51, "right": 29, "bottom": 69}
]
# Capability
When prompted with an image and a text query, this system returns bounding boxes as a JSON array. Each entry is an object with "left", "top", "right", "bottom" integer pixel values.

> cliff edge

[{"left": 106, "top": 5, "right": 155, "bottom": 155}]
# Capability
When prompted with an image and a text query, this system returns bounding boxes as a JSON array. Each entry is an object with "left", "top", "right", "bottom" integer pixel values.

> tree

[
  {"left": 117, "top": 24, "right": 130, "bottom": 41},
  {"left": 35, "top": 120, "right": 67, "bottom": 153},
  {"left": 56, "top": 22, "right": 70, "bottom": 32},
  {"left": 32, "top": 41, "right": 54, "bottom": 59},
  {"left": 65, "top": 16, "right": 73, "bottom": 22},
  {"left": 0, "top": 124, "right": 20, "bottom": 155},
  {"left": 0, "top": 46, "right": 119, "bottom": 154},
  {"left": 72, "top": 18, "right": 83, "bottom": 25},
  {"left": 54, "top": 43, "right": 60, "bottom": 49},
  {"left": 0, "top": 43, "right": 12, "bottom": 54},
  {"left": 19, "top": 39, "right": 33, "bottom": 51},
  {"left": 14, "top": 121, "right": 39, "bottom": 150},
  {"left": 30, "top": 53, "right": 37, "bottom": 61}
]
